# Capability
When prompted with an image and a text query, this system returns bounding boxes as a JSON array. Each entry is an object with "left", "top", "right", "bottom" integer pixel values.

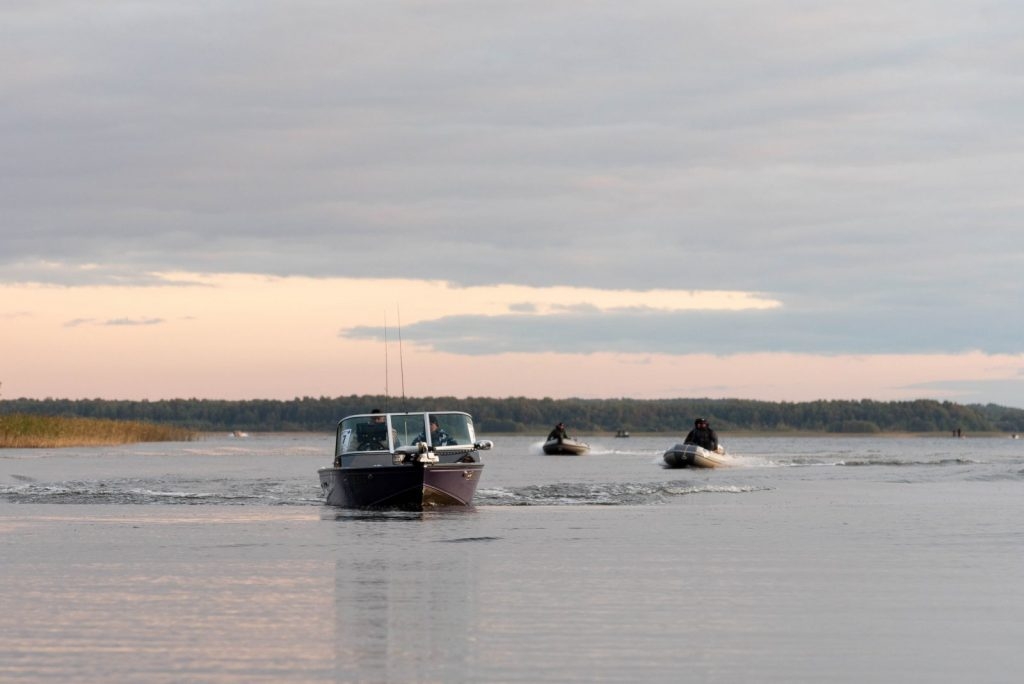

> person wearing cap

[
  {"left": 547, "top": 422, "right": 570, "bottom": 442},
  {"left": 413, "top": 415, "right": 456, "bottom": 446},
  {"left": 684, "top": 417, "right": 718, "bottom": 451},
  {"left": 367, "top": 408, "right": 400, "bottom": 447}
]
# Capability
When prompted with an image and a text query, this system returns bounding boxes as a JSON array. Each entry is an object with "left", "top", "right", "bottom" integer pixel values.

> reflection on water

[
  {"left": 330, "top": 518, "right": 483, "bottom": 682},
  {"left": 0, "top": 558, "right": 337, "bottom": 682}
]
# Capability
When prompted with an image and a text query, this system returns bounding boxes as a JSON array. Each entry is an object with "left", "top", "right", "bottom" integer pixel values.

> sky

[{"left": 2, "top": 1, "right": 1023, "bottom": 407}]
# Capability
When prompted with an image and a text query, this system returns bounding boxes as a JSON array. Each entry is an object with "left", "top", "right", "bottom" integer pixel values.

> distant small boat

[
  {"left": 663, "top": 443, "right": 731, "bottom": 469},
  {"left": 615, "top": 429, "right": 630, "bottom": 438},
  {"left": 231, "top": 431, "right": 249, "bottom": 438},
  {"left": 542, "top": 437, "right": 590, "bottom": 455}
]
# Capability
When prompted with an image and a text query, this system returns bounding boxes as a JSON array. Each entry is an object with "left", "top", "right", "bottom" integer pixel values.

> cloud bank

[{"left": 2, "top": 1, "right": 1022, "bottom": 403}]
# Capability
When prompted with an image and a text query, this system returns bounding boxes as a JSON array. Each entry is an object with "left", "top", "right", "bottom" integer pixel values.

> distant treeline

[{"left": 2, "top": 396, "right": 1023, "bottom": 434}]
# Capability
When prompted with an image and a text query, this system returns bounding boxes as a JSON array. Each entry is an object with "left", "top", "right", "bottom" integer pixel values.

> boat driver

[
  {"left": 413, "top": 415, "right": 456, "bottom": 446},
  {"left": 684, "top": 418, "right": 719, "bottom": 451},
  {"left": 363, "top": 408, "right": 399, "bottom": 448},
  {"left": 547, "top": 422, "right": 569, "bottom": 441}
]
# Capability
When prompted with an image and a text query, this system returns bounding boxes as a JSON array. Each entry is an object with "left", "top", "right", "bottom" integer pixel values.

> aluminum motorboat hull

[
  {"left": 318, "top": 461, "right": 484, "bottom": 508},
  {"left": 663, "top": 443, "right": 730, "bottom": 469}
]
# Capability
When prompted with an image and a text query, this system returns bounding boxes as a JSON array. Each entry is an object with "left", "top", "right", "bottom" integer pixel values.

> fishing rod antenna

[
  {"left": 383, "top": 311, "right": 390, "bottom": 412},
  {"left": 397, "top": 304, "right": 407, "bottom": 413}
]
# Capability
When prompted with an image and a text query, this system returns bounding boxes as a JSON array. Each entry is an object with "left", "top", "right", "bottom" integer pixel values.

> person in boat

[
  {"left": 413, "top": 415, "right": 457, "bottom": 446},
  {"left": 684, "top": 417, "right": 718, "bottom": 451},
  {"left": 547, "top": 422, "right": 570, "bottom": 442},
  {"left": 361, "top": 408, "right": 399, "bottom": 449}
]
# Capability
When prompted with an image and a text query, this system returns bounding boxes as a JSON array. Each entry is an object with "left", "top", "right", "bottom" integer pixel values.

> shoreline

[
  {"left": 6, "top": 427, "right": 1015, "bottom": 449},
  {"left": 1, "top": 414, "right": 197, "bottom": 449}
]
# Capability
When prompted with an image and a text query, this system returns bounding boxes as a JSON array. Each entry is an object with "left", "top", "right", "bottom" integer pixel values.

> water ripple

[{"left": 475, "top": 480, "right": 770, "bottom": 506}]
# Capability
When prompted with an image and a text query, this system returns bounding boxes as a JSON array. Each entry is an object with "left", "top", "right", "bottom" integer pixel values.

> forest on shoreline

[{"left": 2, "top": 396, "right": 1023, "bottom": 435}]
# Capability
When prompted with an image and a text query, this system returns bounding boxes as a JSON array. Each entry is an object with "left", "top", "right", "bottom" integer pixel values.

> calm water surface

[{"left": 2, "top": 433, "right": 1023, "bottom": 682}]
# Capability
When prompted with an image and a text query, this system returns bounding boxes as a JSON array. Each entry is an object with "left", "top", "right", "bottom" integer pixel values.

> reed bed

[{"left": 0, "top": 414, "right": 197, "bottom": 448}]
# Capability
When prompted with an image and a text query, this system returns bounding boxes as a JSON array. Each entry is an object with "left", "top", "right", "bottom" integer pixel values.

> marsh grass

[{"left": 0, "top": 414, "right": 197, "bottom": 448}]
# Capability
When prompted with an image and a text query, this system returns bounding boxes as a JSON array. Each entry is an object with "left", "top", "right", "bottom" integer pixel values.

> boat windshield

[{"left": 336, "top": 411, "right": 476, "bottom": 456}]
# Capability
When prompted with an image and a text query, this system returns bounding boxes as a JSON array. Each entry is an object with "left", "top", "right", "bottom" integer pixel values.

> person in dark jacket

[
  {"left": 684, "top": 417, "right": 718, "bottom": 451},
  {"left": 368, "top": 408, "right": 399, "bottom": 447},
  {"left": 547, "top": 422, "right": 569, "bottom": 442},
  {"left": 413, "top": 415, "right": 456, "bottom": 446}
]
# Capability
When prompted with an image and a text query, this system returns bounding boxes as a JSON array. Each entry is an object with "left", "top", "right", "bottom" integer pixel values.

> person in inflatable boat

[{"left": 684, "top": 418, "right": 718, "bottom": 451}]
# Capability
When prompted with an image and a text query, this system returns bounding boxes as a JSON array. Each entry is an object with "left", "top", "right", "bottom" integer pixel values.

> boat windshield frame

[{"left": 335, "top": 411, "right": 478, "bottom": 456}]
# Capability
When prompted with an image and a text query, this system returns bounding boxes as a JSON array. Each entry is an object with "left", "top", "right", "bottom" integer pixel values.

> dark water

[{"left": 2, "top": 433, "right": 1023, "bottom": 682}]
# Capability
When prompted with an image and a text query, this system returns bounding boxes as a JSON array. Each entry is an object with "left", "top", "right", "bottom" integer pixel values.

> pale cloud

[
  {"left": 460, "top": 283, "right": 780, "bottom": 315},
  {"left": 104, "top": 318, "right": 164, "bottom": 327}
]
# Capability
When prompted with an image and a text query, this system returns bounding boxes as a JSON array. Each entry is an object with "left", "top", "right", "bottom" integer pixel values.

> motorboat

[
  {"left": 615, "top": 429, "right": 630, "bottom": 438},
  {"left": 318, "top": 411, "right": 493, "bottom": 508},
  {"left": 542, "top": 436, "right": 590, "bottom": 455},
  {"left": 663, "top": 442, "right": 731, "bottom": 469}
]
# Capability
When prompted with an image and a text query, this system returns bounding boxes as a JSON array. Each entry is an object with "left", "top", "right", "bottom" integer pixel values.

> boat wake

[
  {"left": 694, "top": 455, "right": 990, "bottom": 468},
  {"left": 834, "top": 457, "right": 981, "bottom": 467},
  {"left": 0, "top": 477, "right": 323, "bottom": 506},
  {"left": 476, "top": 480, "right": 770, "bottom": 506}
]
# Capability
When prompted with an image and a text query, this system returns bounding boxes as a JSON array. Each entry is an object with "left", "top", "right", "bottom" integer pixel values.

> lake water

[{"left": 2, "top": 433, "right": 1023, "bottom": 682}]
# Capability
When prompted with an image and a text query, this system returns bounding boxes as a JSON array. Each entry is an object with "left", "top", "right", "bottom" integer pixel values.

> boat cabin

[{"left": 334, "top": 411, "right": 486, "bottom": 468}]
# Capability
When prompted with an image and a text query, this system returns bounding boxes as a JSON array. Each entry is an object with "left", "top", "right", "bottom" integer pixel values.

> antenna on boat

[
  {"left": 383, "top": 311, "right": 390, "bottom": 412},
  {"left": 397, "top": 304, "right": 407, "bottom": 412}
]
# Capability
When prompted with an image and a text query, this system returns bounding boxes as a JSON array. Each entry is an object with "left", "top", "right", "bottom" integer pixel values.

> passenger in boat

[
  {"left": 413, "top": 415, "right": 457, "bottom": 446},
  {"left": 547, "top": 422, "right": 569, "bottom": 442},
  {"left": 684, "top": 417, "right": 718, "bottom": 451}
]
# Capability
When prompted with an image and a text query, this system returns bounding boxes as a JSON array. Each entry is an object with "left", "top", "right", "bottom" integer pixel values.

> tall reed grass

[{"left": 0, "top": 414, "right": 197, "bottom": 448}]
